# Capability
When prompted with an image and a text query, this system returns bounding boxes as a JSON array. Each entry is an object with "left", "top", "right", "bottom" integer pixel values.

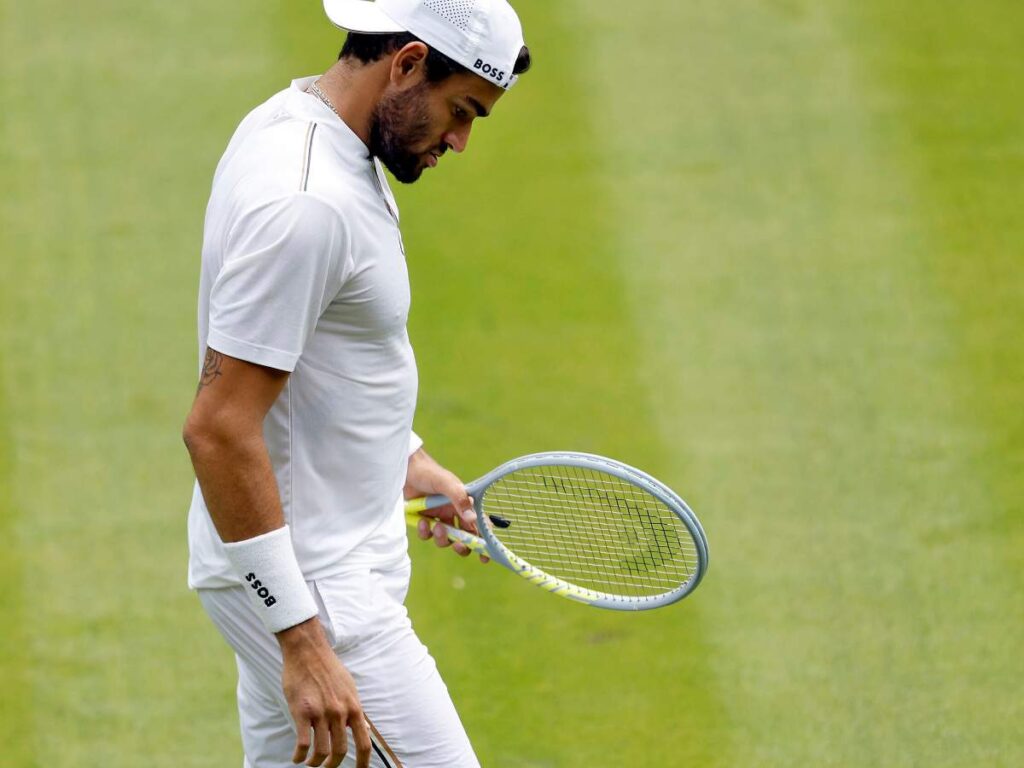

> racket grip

[
  {"left": 405, "top": 494, "right": 451, "bottom": 514},
  {"left": 403, "top": 512, "right": 491, "bottom": 556}
]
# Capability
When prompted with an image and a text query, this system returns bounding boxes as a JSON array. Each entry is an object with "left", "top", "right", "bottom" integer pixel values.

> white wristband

[
  {"left": 222, "top": 526, "right": 318, "bottom": 634},
  {"left": 408, "top": 430, "right": 423, "bottom": 456}
]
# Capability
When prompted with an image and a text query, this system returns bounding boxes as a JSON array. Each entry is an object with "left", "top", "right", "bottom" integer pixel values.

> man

[{"left": 182, "top": 1, "right": 530, "bottom": 766}]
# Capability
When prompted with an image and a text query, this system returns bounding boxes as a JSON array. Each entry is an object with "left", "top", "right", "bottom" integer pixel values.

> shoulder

[
  {"left": 234, "top": 117, "right": 321, "bottom": 189},
  {"left": 229, "top": 189, "right": 351, "bottom": 250},
  {"left": 214, "top": 90, "right": 331, "bottom": 191},
  {"left": 224, "top": 124, "right": 367, "bottom": 211}
]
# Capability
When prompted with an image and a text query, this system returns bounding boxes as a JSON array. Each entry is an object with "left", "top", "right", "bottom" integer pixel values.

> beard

[{"left": 369, "top": 83, "right": 437, "bottom": 184}]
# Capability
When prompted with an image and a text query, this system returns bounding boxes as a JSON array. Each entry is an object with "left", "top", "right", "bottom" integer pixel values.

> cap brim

[{"left": 323, "top": 0, "right": 406, "bottom": 33}]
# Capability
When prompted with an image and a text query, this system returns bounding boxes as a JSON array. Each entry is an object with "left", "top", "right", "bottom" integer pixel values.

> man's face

[{"left": 369, "top": 72, "right": 504, "bottom": 184}]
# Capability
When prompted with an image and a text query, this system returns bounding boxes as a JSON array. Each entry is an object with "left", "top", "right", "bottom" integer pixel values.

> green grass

[
  {"left": 569, "top": 2, "right": 1024, "bottom": 763},
  {"left": 1, "top": 1, "right": 1021, "bottom": 765}
]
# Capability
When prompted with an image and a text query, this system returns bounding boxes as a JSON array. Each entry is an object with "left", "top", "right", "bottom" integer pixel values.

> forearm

[
  {"left": 186, "top": 421, "right": 323, "bottom": 638},
  {"left": 184, "top": 423, "right": 285, "bottom": 543}
]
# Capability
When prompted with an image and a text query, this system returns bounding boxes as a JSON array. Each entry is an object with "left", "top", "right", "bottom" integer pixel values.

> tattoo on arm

[{"left": 197, "top": 348, "right": 224, "bottom": 394}]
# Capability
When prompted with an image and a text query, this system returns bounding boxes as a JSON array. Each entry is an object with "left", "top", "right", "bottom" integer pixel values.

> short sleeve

[{"left": 207, "top": 192, "right": 352, "bottom": 372}]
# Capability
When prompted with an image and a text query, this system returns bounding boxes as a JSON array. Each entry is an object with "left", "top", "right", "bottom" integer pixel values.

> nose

[{"left": 442, "top": 124, "right": 472, "bottom": 154}]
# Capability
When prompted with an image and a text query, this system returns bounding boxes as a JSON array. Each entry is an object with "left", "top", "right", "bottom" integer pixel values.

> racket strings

[
  {"left": 484, "top": 488, "right": 696, "bottom": 556},
  {"left": 482, "top": 465, "right": 697, "bottom": 598},
  {"left": 478, "top": 502, "right": 698, "bottom": 574}
]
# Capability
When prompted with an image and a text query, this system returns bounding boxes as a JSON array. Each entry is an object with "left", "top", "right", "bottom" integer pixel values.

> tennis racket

[{"left": 405, "top": 452, "right": 709, "bottom": 610}]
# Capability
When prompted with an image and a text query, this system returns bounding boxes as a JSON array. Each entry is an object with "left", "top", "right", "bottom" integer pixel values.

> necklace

[{"left": 309, "top": 80, "right": 343, "bottom": 122}]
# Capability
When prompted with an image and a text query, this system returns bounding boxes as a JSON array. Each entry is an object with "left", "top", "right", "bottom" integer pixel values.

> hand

[
  {"left": 277, "top": 619, "right": 371, "bottom": 768},
  {"left": 404, "top": 448, "right": 488, "bottom": 562}
]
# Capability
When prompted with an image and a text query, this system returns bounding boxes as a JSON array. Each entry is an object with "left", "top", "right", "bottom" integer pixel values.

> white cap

[{"left": 324, "top": 0, "right": 526, "bottom": 90}]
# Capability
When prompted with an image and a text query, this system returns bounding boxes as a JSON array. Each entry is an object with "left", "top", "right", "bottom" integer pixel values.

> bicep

[{"left": 186, "top": 347, "right": 289, "bottom": 439}]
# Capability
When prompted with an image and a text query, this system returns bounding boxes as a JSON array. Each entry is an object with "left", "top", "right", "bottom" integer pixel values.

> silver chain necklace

[{"left": 309, "top": 80, "right": 343, "bottom": 122}]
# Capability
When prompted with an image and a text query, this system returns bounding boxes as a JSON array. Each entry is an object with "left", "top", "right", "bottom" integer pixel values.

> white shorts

[{"left": 199, "top": 560, "right": 479, "bottom": 768}]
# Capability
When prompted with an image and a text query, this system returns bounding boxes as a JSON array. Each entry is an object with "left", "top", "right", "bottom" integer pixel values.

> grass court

[{"left": 1, "top": 1, "right": 1021, "bottom": 765}]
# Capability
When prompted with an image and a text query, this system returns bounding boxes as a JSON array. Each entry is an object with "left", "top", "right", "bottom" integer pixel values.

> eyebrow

[{"left": 465, "top": 96, "right": 490, "bottom": 118}]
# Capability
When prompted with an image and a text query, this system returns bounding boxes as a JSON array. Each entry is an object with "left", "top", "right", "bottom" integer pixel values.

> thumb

[
  {"left": 458, "top": 495, "right": 477, "bottom": 532},
  {"left": 434, "top": 472, "right": 476, "bottom": 533}
]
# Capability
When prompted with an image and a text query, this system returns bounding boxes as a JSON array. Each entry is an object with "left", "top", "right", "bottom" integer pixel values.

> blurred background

[{"left": 1, "top": 1, "right": 1021, "bottom": 765}]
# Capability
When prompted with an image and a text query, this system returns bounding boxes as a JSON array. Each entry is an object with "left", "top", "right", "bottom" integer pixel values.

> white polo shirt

[{"left": 188, "top": 76, "right": 417, "bottom": 589}]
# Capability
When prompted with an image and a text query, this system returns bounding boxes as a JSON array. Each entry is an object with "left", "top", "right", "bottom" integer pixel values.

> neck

[{"left": 315, "top": 59, "right": 391, "bottom": 146}]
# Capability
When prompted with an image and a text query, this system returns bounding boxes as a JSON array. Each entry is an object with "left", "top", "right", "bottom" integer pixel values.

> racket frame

[{"left": 406, "top": 452, "right": 709, "bottom": 611}]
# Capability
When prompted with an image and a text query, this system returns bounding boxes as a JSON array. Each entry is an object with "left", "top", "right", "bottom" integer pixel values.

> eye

[{"left": 453, "top": 105, "right": 468, "bottom": 119}]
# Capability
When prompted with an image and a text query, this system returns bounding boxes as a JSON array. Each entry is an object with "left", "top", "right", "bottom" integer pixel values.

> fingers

[
  {"left": 292, "top": 719, "right": 312, "bottom": 765},
  {"left": 325, "top": 717, "right": 348, "bottom": 768},
  {"left": 431, "top": 518, "right": 449, "bottom": 547},
  {"left": 436, "top": 497, "right": 479, "bottom": 536},
  {"left": 352, "top": 714, "right": 372, "bottom": 768},
  {"left": 428, "top": 516, "right": 473, "bottom": 556},
  {"left": 417, "top": 516, "right": 447, "bottom": 545},
  {"left": 280, "top": 632, "right": 365, "bottom": 768},
  {"left": 307, "top": 719, "right": 332, "bottom": 767},
  {"left": 291, "top": 717, "right": 363, "bottom": 768},
  {"left": 453, "top": 491, "right": 477, "bottom": 535},
  {"left": 412, "top": 498, "right": 485, "bottom": 559},
  {"left": 430, "top": 475, "right": 476, "bottom": 534},
  {"left": 457, "top": 506, "right": 477, "bottom": 535}
]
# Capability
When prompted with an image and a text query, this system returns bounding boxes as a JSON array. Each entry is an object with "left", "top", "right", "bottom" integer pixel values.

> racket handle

[
  {"left": 403, "top": 512, "right": 491, "bottom": 556},
  {"left": 404, "top": 497, "right": 513, "bottom": 529},
  {"left": 405, "top": 494, "right": 451, "bottom": 514}
]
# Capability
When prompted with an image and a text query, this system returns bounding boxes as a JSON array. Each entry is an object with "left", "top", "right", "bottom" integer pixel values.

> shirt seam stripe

[{"left": 300, "top": 122, "right": 317, "bottom": 191}]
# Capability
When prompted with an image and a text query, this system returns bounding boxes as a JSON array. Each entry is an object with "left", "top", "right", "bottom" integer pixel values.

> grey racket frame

[{"left": 421, "top": 452, "right": 710, "bottom": 611}]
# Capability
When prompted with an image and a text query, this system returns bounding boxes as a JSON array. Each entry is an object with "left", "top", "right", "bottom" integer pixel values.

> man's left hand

[{"left": 404, "top": 448, "right": 488, "bottom": 562}]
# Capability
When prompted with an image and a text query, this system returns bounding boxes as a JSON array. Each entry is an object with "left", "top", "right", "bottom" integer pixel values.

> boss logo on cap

[{"left": 474, "top": 58, "right": 506, "bottom": 84}]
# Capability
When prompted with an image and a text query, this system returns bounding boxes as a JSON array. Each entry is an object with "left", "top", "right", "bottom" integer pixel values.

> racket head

[{"left": 467, "top": 452, "right": 709, "bottom": 610}]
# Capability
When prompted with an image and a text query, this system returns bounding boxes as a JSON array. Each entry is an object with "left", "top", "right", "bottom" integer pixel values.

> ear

[{"left": 389, "top": 41, "right": 430, "bottom": 89}]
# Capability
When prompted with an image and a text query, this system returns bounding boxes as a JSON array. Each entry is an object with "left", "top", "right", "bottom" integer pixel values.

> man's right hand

[{"left": 277, "top": 619, "right": 372, "bottom": 768}]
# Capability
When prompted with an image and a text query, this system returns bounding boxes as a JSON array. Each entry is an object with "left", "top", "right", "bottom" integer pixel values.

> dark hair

[
  {"left": 512, "top": 45, "right": 531, "bottom": 76},
  {"left": 340, "top": 32, "right": 531, "bottom": 82}
]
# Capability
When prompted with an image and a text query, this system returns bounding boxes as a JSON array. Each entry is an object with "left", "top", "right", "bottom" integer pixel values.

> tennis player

[{"left": 181, "top": 2, "right": 530, "bottom": 766}]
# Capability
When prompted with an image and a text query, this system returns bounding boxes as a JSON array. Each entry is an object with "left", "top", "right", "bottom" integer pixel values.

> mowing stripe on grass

[
  {"left": 841, "top": 2, "right": 1024, "bottom": 758},
  {"left": 577, "top": 0, "right": 1022, "bottom": 764},
  {"left": 2, "top": 5, "right": 45, "bottom": 764},
  {"left": 1, "top": 2, "right": 291, "bottom": 765},
  {"left": 0, "top": 354, "right": 31, "bottom": 764}
]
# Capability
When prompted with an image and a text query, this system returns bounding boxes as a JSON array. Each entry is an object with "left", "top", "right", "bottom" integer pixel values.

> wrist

[
  {"left": 276, "top": 616, "right": 328, "bottom": 653},
  {"left": 221, "top": 525, "right": 318, "bottom": 635}
]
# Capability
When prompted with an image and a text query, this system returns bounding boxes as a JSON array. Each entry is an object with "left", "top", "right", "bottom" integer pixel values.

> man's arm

[
  {"left": 184, "top": 348, "right": 289, "bottom": 540},
  {"left": 183, "top": 348, "right": 370, "bottom": 768}
]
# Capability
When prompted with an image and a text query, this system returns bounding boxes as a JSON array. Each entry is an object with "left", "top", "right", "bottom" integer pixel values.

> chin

[
  {"left": 395, "top": 171, "right": 424, "bottom": 185},
  {"left": 382, "top": 159, "right": 425, "bottom": 185}
]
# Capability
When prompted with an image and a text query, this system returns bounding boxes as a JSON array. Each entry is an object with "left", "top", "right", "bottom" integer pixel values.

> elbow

[
  {"left": 182, "top": 419, "right": 198, "bottom": 457},
  {"left": 182, "top": 405, "right": 260, "bottom": 464},
  {"left": 182, "top": 407, "right": 226, "bottom": 463},
  {"left": 182, "top": 411, "right": 206, "bottom": 462}
]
